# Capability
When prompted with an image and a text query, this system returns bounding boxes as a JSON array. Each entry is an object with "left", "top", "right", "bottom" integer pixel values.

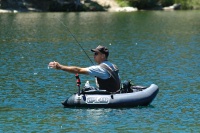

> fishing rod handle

[{"left": 75, "top": 73, "right": 81, "bottom": 86}]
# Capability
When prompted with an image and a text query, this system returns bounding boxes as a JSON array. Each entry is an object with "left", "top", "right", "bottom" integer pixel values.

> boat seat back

[
  {"left": 121, "top": 80, "right": 147, "bottom": 93},
  {"left": 121, "top": 80, "right": 133, "bottom": 93}
]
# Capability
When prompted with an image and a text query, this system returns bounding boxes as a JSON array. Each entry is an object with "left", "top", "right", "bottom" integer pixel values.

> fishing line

[{"left": 58, "top": 19, "right": 94, "bottom": 65}]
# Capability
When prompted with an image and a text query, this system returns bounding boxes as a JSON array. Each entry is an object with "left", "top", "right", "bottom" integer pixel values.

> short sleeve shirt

[{"left": 86, "top": 61, "right": 114, "bottom": 79}]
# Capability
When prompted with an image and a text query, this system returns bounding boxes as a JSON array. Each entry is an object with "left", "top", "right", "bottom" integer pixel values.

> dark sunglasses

[{"left": 94, "top": 52, "right": 99, "bottom": 56}]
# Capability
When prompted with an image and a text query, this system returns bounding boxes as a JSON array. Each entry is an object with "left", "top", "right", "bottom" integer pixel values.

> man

[{"left": 48, "top": 45, "right": 121, "bottom": 92}]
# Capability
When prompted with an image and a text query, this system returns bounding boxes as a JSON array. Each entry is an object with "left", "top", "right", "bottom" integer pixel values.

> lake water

[{"left": 0, "top": 11, "right": 199, "bottom": 132}]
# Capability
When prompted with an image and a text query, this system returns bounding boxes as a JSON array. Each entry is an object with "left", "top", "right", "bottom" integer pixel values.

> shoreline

[
  {"left": 0, "top": 9, "right": 18, "bottom": 13},
  {"left": 0, "top": 2, "right": 184, "bottom": 13},
  {"left": 0, "top": 7, "right": 184, "bottom": 13}
]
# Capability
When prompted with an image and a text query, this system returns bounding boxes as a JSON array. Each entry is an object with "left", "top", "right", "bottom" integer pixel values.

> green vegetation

[
  {"left": 175, "top": 0, "right": 200, "bottom": 9},
  {"left": 116, "top": 0, "right": 200, "bottom": 10},
  {"left": 116, "top": 0, "right": 130, "bottom": 7}
]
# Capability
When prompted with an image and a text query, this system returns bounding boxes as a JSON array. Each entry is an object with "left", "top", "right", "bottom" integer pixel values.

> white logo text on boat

[{"left": 86, "top": 96, "right": 110, "bottom": 104}]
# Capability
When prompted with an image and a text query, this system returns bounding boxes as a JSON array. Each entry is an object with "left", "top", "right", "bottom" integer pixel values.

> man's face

[{"left": 93, "top": 52, "right": 105, "bottom": 64}]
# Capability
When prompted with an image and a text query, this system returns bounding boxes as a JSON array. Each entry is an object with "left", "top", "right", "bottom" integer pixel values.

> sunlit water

[{"left": 0, "top": 11, "right": 200, "bottom": 132}]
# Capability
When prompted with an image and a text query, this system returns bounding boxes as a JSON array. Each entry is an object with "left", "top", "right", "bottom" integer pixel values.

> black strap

[
  {"left": 100, "top": 63, "right": 120, "bottom": 88},
  {"left": 100, "top": 64, "right": 116, "bottom": 79}
]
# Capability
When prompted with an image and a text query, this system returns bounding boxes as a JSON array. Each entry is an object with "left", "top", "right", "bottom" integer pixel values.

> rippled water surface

[{"left": 0, "top": 11, "right": 200, "bottom": 132}]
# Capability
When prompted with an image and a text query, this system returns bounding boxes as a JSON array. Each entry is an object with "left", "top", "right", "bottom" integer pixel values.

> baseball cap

[{"left": 91, "top": 45, "right": 109, "bottom": 57}]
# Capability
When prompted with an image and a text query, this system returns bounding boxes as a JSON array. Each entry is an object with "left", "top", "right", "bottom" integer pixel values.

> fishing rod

[{"left": 58, "top": 19, "right": 94, "bottom": 65}]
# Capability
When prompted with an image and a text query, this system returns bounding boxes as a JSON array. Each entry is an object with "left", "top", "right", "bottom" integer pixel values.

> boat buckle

[{"left": 77, "top": 96, "right": 82, "bottom": 100}]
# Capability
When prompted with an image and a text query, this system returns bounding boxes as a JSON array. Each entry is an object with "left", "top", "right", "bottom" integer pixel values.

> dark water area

[{"left": 0, "top": 11, "right": 200, "bottom": 132}]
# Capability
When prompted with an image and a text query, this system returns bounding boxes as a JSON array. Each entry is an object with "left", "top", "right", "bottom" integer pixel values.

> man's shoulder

[
  {"left": 87, "top": 65, "right": 99, "bottom": 69},
  {"left": 101, "top": 61, "right": 113, "bottom": 66},
  {"left": 101, "top": 61, "right": 118, "bottom": 70}
]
